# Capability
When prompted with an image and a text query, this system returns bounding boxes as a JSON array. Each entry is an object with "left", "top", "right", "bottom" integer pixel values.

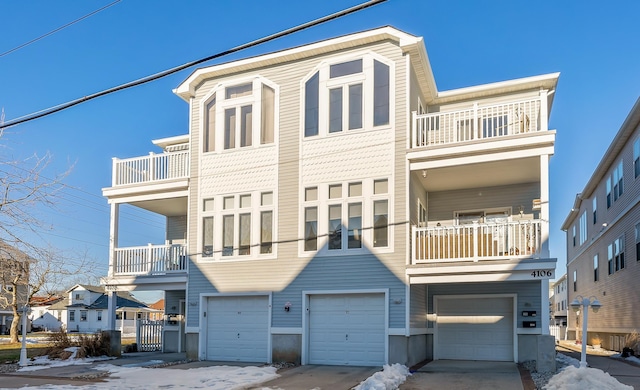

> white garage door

[
  {"left": 309, "top": 293, "right": 385, "bottom": 366},
  {"left": 206, "top": 296, "right": 269, "bottom": 362},
  {"left": 436, "top": 296, "right": 513, "bottom": 361}
]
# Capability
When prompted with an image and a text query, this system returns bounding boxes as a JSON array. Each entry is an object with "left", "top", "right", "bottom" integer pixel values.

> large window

[
  {"left": 592, "top": 197, "right": 597, "bottom": 225},
  {"left": 203, "top": 78, "right": 276, "bottom": 153},
  {"left": 80, "top": 310, "right": 88, "bottom": 322},
  {"left": 593, "top": 254, "right": 599, "bottom": 282},
  {"left": 613, "top": 161, "right": 624, "bottom": 201},
  {"left": 608, "top": 235, "right": 626, "bottom": 274},
  {"left": 304, "top": 55, "right": 391, "bottom": 138},
  {"left": 579, "top": 211, "right": 587, "bottom": 245},
  {"left": 302, "top": 178, "right": 390, "bottom": 254},
  {"left": 200, "top": 191, "right": 275, "bottom": 260},
  {"left": 573, "top": 270, "right": 577, "bottom": 292},
  {"left": 69, "top": 310, "right": 75, "bottom": 322}
]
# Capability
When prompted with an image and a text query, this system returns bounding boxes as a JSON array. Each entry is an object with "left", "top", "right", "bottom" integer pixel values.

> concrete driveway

[
  {"left": 252, "top": 365, "right": 380, "bottom": 390},
  {"left": 400, "top": 360, "right": 525, "bottom": 390}
]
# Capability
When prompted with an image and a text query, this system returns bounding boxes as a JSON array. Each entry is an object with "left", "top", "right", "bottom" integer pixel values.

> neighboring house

[
  {"left": 562, "top": 98, "right": 640, "bottom": 352},
  {"left": 549, "top": 275, "right": 568, "bottom": 327},
  {"left": 101, "top": 26, "right": 559, "bottom": 366},
  {"left": 148, "top": 299, "right": 165, "bottom": 321},
  {"left": 49, "top": 284, "right": 152, "bottom": 334},
  {"left": 30, "top": 295, "right": 65, "bottom": 332},
  {"left": 0, "top": 242, "right": 30, "bottom": 335}
]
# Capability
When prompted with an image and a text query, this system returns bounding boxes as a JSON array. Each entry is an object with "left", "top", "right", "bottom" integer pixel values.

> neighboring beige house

[
  {"left": 0, "top": 243, "right": 30, "bottom": 335},
  {"left": 550, "top": 274, "right": 568, "bottom": 327},
  {"left": 101, "top": 26, "right": 558, "bottom": 366},
  {"left": 562, "top": 97, "right": 640, "bottom": 352}
]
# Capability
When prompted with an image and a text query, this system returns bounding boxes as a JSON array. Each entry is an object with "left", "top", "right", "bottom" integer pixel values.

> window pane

[
  {"left": 261, "top": 84, "right": 275, "bottom": 144},
  {"left": 223, "top": 196, "right": 234, "bottom": 210},
  {"left": 349, "top": 182, "right": 362, "bottom": 197},
  {"left": 304, "top": 72, "right": 319, "bottom": 137},
  {"left": 240, "top": 105, "right": 252, "bottom": 147},
  {"left": 204, "top": 95, "right": 216, "bottom": 152},
  {"left": 374, "top": 60, "right": 390, "bottom": 126},
  {"left": 374, "top": 179, "right": 388, "bottom": 194},
  {"left": 330, "top": 59, "right": 362, "bottom": 78},
  {"left": 239, "top": 213, "right": 251, "bottom": 256},
  {"left": 348, "top": 203, "right": 362, "bottom": 249},
  {"left": 226, "top": 83, "right": 252, "bottom": 99},
  {"left": 203, "top": 216, "right": 214, "bottom": 257},
  {"left": 305, "top": 187, "right": 317, "bottom": 201},
  {"left": 261, "top": 192, "right": 273, "bottom": 206},
  {"left": 328, "top": 205, "right": 342, "bottom": 250},
  {"left": 348, "top": 83, "right": 362, "bottom": 130},
  {"left": 224, "top": 108, "right": 236, "bottom": 149},
  {"left": 329, "top": 184, "right": 342, "bottom": 199},
  {"left": 305, "top": 207, "right": 317, "bottom": 251},
  {"left": 374, "top": 200, "right": 388, "bottom": 247},
  {"left": 203, "top": 198, "right": 214, "bottom": 212},
  {"left": 240, "top": 194, "right": 251, "bottom": 208},
  {"left": 261, "top": 211, "right": 273, "bottom": 254},
  {"left": 329, "top": 87, "right": 343, "bottom": 133},
  {"left": 223, "top": 215, "right": 234, "bottom": 256}
]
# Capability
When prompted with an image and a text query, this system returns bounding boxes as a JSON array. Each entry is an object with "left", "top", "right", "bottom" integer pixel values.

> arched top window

[
  {"left": 303, "top": 53, "right": 392, "bottom": 138},
  {"left": 202, "top": 77, "right": 277, "bottom": 153}
]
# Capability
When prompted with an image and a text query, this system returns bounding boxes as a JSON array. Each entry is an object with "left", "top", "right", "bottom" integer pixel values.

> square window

[
  {"left": 348, "top": 182, "right": 362, "bottom": 197},
  {"left": 305, "top": 187, "right": 317, "bottom": 202},
  {"left": 261, "top": 192, "right": 273, "bottom": 206},
  {"left": 203, "top": 198, "right": 215, "bottom": 212},
  {"left": 374, "top": 179, "right": 388, "bottom": 194},
  {"left": 329, "top": 184, "right": 342, "bottom": 199},
  {"left": 240, "top": 194, "right": 252, "bottom": 208},
  {"left": 223, "top": 196, "right": 234, "bottom": 210}
]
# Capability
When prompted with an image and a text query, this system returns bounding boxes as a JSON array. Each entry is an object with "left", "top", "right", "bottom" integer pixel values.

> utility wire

[
  {"left": 0, "top": 0, "right": 122, "bottom": 58},
  {"left": 0, "top": 0, "right": 386, "bottom": 129}
]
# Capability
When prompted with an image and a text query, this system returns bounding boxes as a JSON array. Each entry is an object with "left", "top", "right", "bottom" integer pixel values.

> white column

[
  {"left": 539, "top": 89, "right": 549, "bottom": 132},
  {"left": 108, "top": 203, "right": 119, "bottom": 277},
  {"left": 107, "top": 290, "right": 117, "bottom": 331},
  {"left": 541, "top": 278, "right": 550, "bottom": 334},
  {"left": 540, "top": 154, "right": 550, "bottom": 258}
]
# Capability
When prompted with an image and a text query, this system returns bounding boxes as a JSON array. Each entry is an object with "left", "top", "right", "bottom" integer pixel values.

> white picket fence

[
  {"left": 549, "top": 325, "right": 567, "bottom": 341},
  {"left": 136, "top": 320, "right": 163, "bottom": 352}
]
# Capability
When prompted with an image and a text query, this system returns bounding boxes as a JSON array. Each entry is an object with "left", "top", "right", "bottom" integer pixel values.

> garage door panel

[
  {"left": 437, "top": 297, "right": 513, "bottom": 362},
  {"left": 206, "top": 296, "right": 268, "bottom": 362},
  {"left": 309, "top": 293, "right": 385, "bottom": 366}
]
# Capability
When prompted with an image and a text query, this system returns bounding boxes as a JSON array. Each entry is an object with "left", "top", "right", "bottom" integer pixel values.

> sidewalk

[{"left": 557, "top": 341, "right": 640, "bottom": 389}]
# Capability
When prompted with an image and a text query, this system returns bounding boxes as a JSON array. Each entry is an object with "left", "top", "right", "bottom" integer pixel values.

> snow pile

[
  {"left": 544, "top": 366, "right": 633, "bottom": 390},
  {"left": 555, "top": 352, "right": 580, "bottom": 368},
  {"left": 18, "top": 347, "right": 115, "bottom": 372},
  {"left": 353, "top": 363, "right": 410, "bottom": 390}
]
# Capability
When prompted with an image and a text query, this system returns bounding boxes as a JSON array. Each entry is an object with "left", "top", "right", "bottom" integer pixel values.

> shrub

[
  {"left": 624, "top": 330, "right": 640, "bottom": 351},
  {"left": 45, "top": 330, "right": 113, "bottom": 359}
]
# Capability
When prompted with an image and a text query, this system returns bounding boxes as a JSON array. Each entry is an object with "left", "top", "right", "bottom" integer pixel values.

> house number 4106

[{"left": 531, "top": 270, "right": 552, "bottom": 278}]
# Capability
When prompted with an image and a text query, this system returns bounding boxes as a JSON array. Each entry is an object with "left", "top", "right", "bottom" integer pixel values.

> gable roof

[
  {"left": 47, "top": 291, "right": 149, "bottom": 311},
  {"left": 66, "top": 284, "right": 105, "bottom": 294}
]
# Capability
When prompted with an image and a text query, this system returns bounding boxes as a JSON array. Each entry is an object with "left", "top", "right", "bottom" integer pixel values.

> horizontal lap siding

[
  {"left": 410, "top": 284, "right": 427, "bottom": 328},
  {"left": 187, "top": 41, "right": 409, "bottom": 328},
  {"left": 426, "top": 281, "right": 540, "bottom": 329},
  {"left": 167, "top": 216, "right": 187, "bottom": 244}
]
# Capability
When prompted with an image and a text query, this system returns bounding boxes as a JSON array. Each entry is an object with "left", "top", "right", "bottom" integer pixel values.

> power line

[
  {"left": 0, "top": 0, "right": 386, "bottom": 129},
  {"left": 0, "top": 0, "right": 122, "bottom": 58}
]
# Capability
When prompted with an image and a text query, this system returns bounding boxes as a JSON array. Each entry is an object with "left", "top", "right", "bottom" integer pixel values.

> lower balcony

[
  {"left": 412, "top": 220, "right": 542, "bottom": 264},
  {"left": 113, "top": 244, "right": 187, "bottom": 276}
]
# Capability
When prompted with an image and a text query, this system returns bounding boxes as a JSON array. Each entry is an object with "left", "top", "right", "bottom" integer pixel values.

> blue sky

[{"left": 1, "top": 0, "right": 638, "bottom": 301}]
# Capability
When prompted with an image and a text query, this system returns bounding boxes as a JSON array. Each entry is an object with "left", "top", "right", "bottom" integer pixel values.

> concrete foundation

[
  {"left": 536, "top": 335, "right": 556, "bottom": 372},
  {"left": 103, "top": 330, "right": 121, "bottom": 357},
  {"left": 272, "top": 334, "right": 301, "bottom": 365},
  {"left": 185, "top": 333, "right": 199, "bottom": 360}
]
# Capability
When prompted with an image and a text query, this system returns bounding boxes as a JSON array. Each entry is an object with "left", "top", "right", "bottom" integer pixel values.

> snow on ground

[
  {"left": 353, "top": 363, "right": 410, "bottom": 390},
  {"left": 12, "top": 364, "right": 279, "bottom": 390},
  {"left": 544, "top": 365, "right": 632, "bottom": 390},
  {"left": 17, "top": 347, "right": 115, "bottom": 372},
  {"left": 0, "top": 337, "right": 47, "bottom": 345}
]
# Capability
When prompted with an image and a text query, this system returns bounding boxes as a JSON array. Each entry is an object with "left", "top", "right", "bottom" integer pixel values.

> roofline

[
  {"left": 561, "top": 97, "right": 640, "bottom": 230},
  {"left": 173, "top": 26, "right": 421, "bottom": 101},
  {"left": 152, "top": 134, "right": 189, "bottom": 149}
]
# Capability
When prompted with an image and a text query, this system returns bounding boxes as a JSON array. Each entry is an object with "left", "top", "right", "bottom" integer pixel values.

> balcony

[
  {"left": 111, "top": 151, "right": 189, "bottom": 187},
  {"left": 113, "top": 244, "right": 187, "bottom": 276},
  {"left": 412, "top": 220, "right": 542, "bottom": 264},
  {"left": 412, "top": 98, "right": 544, "bottom": 149}
]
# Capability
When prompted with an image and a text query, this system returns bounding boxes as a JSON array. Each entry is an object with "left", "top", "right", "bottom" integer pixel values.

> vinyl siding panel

[
  {"left": 186, "top": 41, "right": 409, "bottom": 328},
  {"left": 167, "top": 216, "right": 187, "bottom": 245},
  {"left": 426, "top": 281, "right": 541, "bottom": 329},
  {"left": 427, "top": 182, "right": 539, "bottom": 224},
  {"left": 410, "top": 284, "right": 427, "bottom": 328}
]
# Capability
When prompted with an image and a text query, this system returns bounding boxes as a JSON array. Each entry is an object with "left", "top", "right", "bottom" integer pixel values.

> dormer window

[
  {"left": 304, "top": 54, "right": 392, "bottom": 138},
  {"left": 203, "top": 78, "right": 276, "bottom": 153}
]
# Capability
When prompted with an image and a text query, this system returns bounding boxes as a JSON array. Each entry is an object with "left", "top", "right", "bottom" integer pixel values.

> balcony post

[
  {"left": 539, "top": 89, "right": 548, "bottom": 131},
  {"left": 108, "top": 203, "right": 119, "bottom": 277},
  {"left": 540, "top": 154, "right": 550, "bottom": 258},
  {"left": 473, "top": 102, "right": 479, "bottom": 139},
  {"left": 147, "top": 243, "right": 154, "bottom": 273},
  {"left": 111, "top": 158, "right": 118, "bottom": 187},
  {"left": 472, "top": 222, "right": 479, "bottom": 262},
  {"left": 148, "top": 152, "right": 155, "bottom": 181}
]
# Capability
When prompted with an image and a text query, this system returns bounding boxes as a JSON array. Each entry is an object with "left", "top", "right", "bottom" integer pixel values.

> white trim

[
  {"left": 517, "top": 328, "right": 543, "bottom": 335},
  {"left": 388, "top": 328, "right": 406, "bottom": 336},
  {"left": 434, "top": 294, "right": 518, "bottom": 362},
  {"left": 185, "top": 326, "right": 199, "bottom": 333},
  {"left": 302, "top": 289, "right": 389, "bottom": 365},
  {"left": 271, "top": 327, "right": 302, "bottom": 335},
  {"left": 198, "top": 292, "right": 272, "bottom": 362}
]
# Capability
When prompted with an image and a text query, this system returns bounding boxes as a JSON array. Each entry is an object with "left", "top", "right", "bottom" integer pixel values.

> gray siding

[
  {"left": 409, "top": 284, "right": 427, "bottom": 328},
  {"left": 167, "top": 216, "right": 187, "bottom": 245},
  {"left": 427, "top": 182, "right": 539, "bottom": 224},
  {"left": 165, "top": 290, "right": 185, "bottom": 316},
  {"left": 426, "top": 281, "right": 542, "bottom": 329}
]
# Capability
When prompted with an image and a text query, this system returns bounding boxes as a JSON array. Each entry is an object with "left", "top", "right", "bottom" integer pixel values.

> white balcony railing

[
  {"left": 412, "top": 98, "right": 543, "bottom": 148},
  {"left": 114, "top": 244, "right": 187, "bottom": 275},
  {"left": 412, "top": 220, "right": 542, "bottom": 263},
  {"left": 112, "top": 151, "right": 189, "bottom": 187}
]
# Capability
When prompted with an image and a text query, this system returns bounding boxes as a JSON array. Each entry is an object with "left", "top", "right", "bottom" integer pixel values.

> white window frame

[
  {"left": 579, "top": 211, "right": 587, "bottom": 245},
  {"left": 299, "top": 178, "right": 393, "bottom": 256},
  {"left": 301, "top": 51, "right": 394, "bottom": 139},
  {"left": 197, "top": 190, "right": 276, "bottom": 262},
  {"left": 200, "top": 76, "right": 278, "bottom": 153}
]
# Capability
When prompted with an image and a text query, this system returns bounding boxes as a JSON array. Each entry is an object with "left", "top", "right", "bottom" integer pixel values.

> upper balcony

[{"left": 111, "top": 151, "right": 189, "bottom": 187}]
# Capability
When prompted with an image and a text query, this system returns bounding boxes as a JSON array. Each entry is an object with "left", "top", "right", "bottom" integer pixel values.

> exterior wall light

[
  {"left": 570, "top": 295, "right": 602, "bottom": 368},
  {"left": 284, "top": 302, "right": 291, "bottom": 312}
]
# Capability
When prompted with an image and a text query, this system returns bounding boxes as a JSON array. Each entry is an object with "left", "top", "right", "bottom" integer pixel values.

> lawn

[{"left": 0, "top": 342, "right": 51, "bottom": 362}]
